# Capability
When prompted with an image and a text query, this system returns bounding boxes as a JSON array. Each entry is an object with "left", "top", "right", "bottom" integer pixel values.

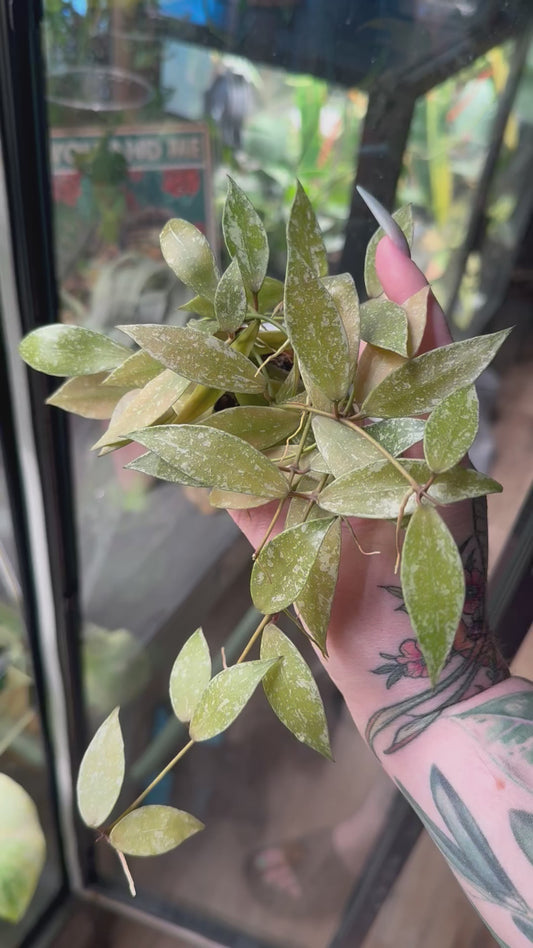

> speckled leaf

[
  {"left": 287, "top": 181, "right": 328, "bottom": 277},
  {"left": 353, "top": 343, "right": 406, "bottom": 405},
  {"left": 312, "top": 416, "right": 384, "bottom": 476},
  {"left": 428, "top": 467, "right": 502, "bottom": 504},
  {"left": 160, "top": 218, "right": 219, "bottom": 300},
  {"left": 319, "top": 460, "right": 416, "bottom": 519},
  {"left": 366, "top": 418, "right": 425, "bottom": 456},
  {"left": 177, "top": 295, "right": 215, "bottom": 318},
  {"left": 424, "top": 386, "right": 479, "bottom": 473},
  {"left": 130, "top": 425, "right": 288, "bottom": 498},
  {"left": 209, "top": 488, "right": 269, "bottom": 509},
  {"left": 223, "top": 177, "right": 269, "bottom": 293},
  {"left": 215, "top": 258, "right": 247, "bottom": 331},
  {"left": 260, "top": 624, "right": 332, "bottom": 757},
  {"left": 403, "top": 286, "right": 430, "bottom": 356},
  {"left": 120, "top": 324, "right": 264, "bottom": 394},
  {"left": 365, "top": 205, "right": 413, "bottom": 298},
  {"left": 169, "top": 628, "right": 211, "bottom": 723},
  {"left": 362, "top": 330, "right": 511, "bottom": 418},
  {"left": 285, "top": 257, "right": 351, "bottom": 402},
  {"left": 103, "top": 349, "right": 163, "bottom": 388},
  {"left": 47, "top": 373, "right": 129, "bottom": 419},
  {"left": 77, "top": 707, "right": 125, "bottom": 827},
  {"left": 110, "top": 805, "right": 203, "bottom": 856},
  {"left": 124, "top": 451, "right": 203, "bottom": 487},
  {"left": 0, "top": 775, "right": 45, "bottom": 923},
  {"left": 452, "top": 692, "right": 533, "bottom": 794},
  {"left": 204, "top": 406, "right": 299, "bottom": 450},
  {"left": 92, "top": 370, "right": 190, "bottom": 451},
  {"left": 19, "top": 325, "right": 129, "bottom": 377},
  {"left": 295, "top": 518, "right": 341, "bottom": 655},
  {"left": 401, "top": 505, "right": 465, "bottom": 683},
  {"left": 189, "top": 660, "right": 278, "bottom": 741},
  {"left": 360, "top": 299, "right": 408, "bottom": 356},
  {"left": 251, "top": 519, "right": 333, "bottom": 613},
  {"left": 322, "top": 273, "right": 359, "bottom": 373},
  {"left": 285, "top": 475, "right": 331, "bottom": 529}
]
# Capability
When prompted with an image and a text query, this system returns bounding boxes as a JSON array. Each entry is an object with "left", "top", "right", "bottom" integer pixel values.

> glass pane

[{"left": 0, "top": 435, "right": 63, "bottom": 945}]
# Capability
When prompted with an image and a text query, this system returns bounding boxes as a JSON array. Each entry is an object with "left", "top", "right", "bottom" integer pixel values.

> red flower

[
  {"left": 396, "top": 639, "right": 428, "bottom": 678},
  {"left": 464, "top": 568, "right": 484, "bottom": 615},
  {"left": 53, "top": 173, "right": 81, "bottom": 207}
]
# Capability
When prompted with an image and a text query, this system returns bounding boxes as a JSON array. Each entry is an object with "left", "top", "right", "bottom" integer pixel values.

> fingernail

[{"left": 356, "top": 185, "right": 411, "bottom": 258}]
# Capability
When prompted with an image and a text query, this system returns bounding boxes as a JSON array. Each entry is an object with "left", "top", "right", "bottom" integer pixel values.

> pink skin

[{"left": 229, "top": 235, "right": 472, "bottom": 732}]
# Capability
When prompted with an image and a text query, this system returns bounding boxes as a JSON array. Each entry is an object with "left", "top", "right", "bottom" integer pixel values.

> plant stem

[
  {"left": 108, "top": 738, "right": 195, "bottom": 830},
  {"left": 236, "top": 613, "right": 272, "bottom": 663}
]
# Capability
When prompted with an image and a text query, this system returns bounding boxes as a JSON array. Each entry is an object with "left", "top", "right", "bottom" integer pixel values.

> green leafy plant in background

[
  {"left": 0, "top": 775, "right": 46, "bottom": 923},
  {"left": 18, "top": 180, "right": 508, "bottom": 893}
]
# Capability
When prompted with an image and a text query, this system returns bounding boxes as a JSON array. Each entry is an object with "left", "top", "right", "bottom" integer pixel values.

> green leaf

[
  {"left": 189, "top": 660, "right": 278, "bottom": 741},
  {"left": 77, "top": 707, "right": 125, "bottom": 827},
  {"left": 256, "top": 276, "right": 284, "bottom": 313},
  {"left": 510, "top": 810, "right": 533, "bottom": 866},
  {"left": 427, "top": 467, "right": 502, "bottom": 504},
  {"left": 285, "top": 257, "right": 351, "bottom": 402},
  {"left": 120, "top": 325, "right": 264, "bottom": 394},
  {"left": 109, "top": 805, "right": 203, "bottom": 856},
  {"left": 0, "top": 775, "right": 45, "bottom": 923},
  {"left": 19, "top": 325, "right": 129, "bottom": 377},
  {"left": 92, "top": 370, "right": 190, "bottom": 452},
  {"left": 312, "top": 416, "right": 384, "bottom": 477},
  {"left": 209, "top": 488, "right": 269, "bottom": 509},
  {"left": 215, "top": 258, "right": 247, "bottom": 332},
  {"left": 424, "top": 385, "right": 479, "bottom": 473},
  {"left": 319, "top": 460, "right": 416, "bottom": 519},
  {"left": 251, "top": 519, "right": 333, "bottom": 613},
  {"left": 204, "top": 406, "right": 299, "bottom": 450},
  {"left": 365, "top": 205, "right": 413, "bottom": 298},
  {"left": 295, "top": 517, "right": 341, "bottom": 655},
  {"left": 401, "top": 505, "right": 465, "bottom": 683},
  {"left": 322, "top": 273, "right": 360, "bottom": 374},
  {"left": 169, "top": 628, "right": 211, "bottom": 723},
  {"left": 260, "top": 624, "right": 332, "bottom": 757},
  {"left": 452, "top": 691, "right": 533, "bottom": 793},
  {"left": 284, "top": 474, "right": 331, "bottom": 529},
  {"left": 103, "top": 349, "right": 163, "bottom": 388},
  {"left": 362, "top": 330, "right": 511, "bottom": 418},
  {"left": 360, "top": 299, "right": 408, "bottom": 356},
  {"left": 366, "top": 418, "right": 425, "bottom": 456},
  {"left": 177, "top": 295, "right": 215, "bottom": 318},
  {"left": 223, "top": 177, "right": 269, "bottom": 294},
  {"left": 130, "top": 425, "right": 289, "bottom": 498},
  {"left": 160, "top": 218, "right": 219, "bottom": 300},
  {"left": 287, "top": 181, "right": 328, "bottom": 278},
  {"left": 125, "top": 451, "right": 203, "bottom": 487},
  {"left": 403, "top": 286, "right": 429, "bottom": 357},
  {"left": 46, "top": 373, "right": 129, "bottom": 419}
]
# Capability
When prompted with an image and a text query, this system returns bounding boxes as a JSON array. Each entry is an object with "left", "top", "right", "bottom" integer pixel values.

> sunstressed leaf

[
  {"left": 189, "top": 660, "right": 277, "bottom": 741},
  {"left": 215, "top": 258, "right": 247, "bottom": 332},
  {"left": 362, "top": 329, "right": 511, "bottom": 418},
  {"left": 510, "top": 810, "right": 533, "bottom": 866},
  {"left": 360, "top": 299, "right": 408, "bottom": 356},
  {"left": 77, "top": 707, "right": 125, "bottom": 827},
  {"left": 19, "top": 325, "right": 129, "bottom": 377},
  {"left": 130, "top": 425, "right": 288, "bottom": 498},
  {"left": 209, "top": 488, "right": 269, "bottom": 509},
  {"left": 366, "top": 418, "right": 425, "bottom": 456},
  {"left": 295, "top": 517, "right": 341, "bottom": 655},
  {"left": 169, "top": 628, "right": 211, "bottom": 723},
  {"left": 424, "top": 385, "right": 479, "bottom": 473},
  {"left": 110, "top": 805, "right": 203, "bottom": 856},
  {"left": 103, "top": 349, "right": 163, "bottom": 388},
  {"left": 203, "top": 406, "right": 299, "bottom": 450},
  {"left": 285, "top": 257, "right": 351, "bottom": 402},
  {"left": 251, "top": 519, "right": 333, "bottom": 613},
  {"left": 47, "top": 373, "right": 129, "bottom": 419},
  {"left": 287, "top": 181, "right": 328, "bottom": 278},
  {"left": 322, "top": 273, "right": 359, "bottom": 374},
  {"left": 223, "top": 177, "right": 269, "bottom": 293},
  {"left": 0, "top": 775, "right": 45, "bottom": 923},
  {"left": 125, "top": 451, "right": 203, "bottom": 486},
  {"left": 365, "top": 205, "right": 413, "bottom": 298},
  {"left": 120, "top": 324, "right": 264, "bottom": 394},
  {"left": 160, "top": 218, "right": 219, "bottom": 300},
  {"left": 92, "top": 370, "right": 190, "bottom": 452},
  {"left": 260, "top": 624, "right": 332, "bottom": 757},
  {"left": 452, "top": 691, "right": 533, "bottom": 793},
  {"left": 401, "top": 506, "right": 465, "bottom": 683},
  {"left": 312, "top": 416, "right": 385, "bottom": 477}
]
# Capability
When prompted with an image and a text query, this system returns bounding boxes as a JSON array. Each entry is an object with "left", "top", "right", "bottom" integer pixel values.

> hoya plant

[{"left": 19, "top": 179, "right": 507, "bottom": 894}]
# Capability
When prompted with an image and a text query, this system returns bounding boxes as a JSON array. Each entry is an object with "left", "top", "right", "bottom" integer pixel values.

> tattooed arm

[{"left": 232, "top": 237, "right": 533, "bottom": 946}]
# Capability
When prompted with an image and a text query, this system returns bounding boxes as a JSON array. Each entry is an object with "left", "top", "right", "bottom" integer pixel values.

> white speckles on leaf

[
  {"left": 360, "top": 299, "right": 408, "bottom": 356},
  {"left": 312, "top": 416, "right": 384, "bottom": 477},
  {"left": 223, "top": 178, "right": 269, "bottom": 293},
  {"left": 92, "top": 369, "right": 190, "bottom": 451},
  {"left": 77, "top": 707, "right": 125, "bottom": 828},
  {"left": 319, "top": 461, "right": 417, "bottom": 519},
  {"left": 169, "top": 629, "right": 211, "bottom": 723},
  {"left": 46, "top": 373, "right": 130, "bottom": 419},
  {"left": 322, "top": 273, "right": 360, "bottom": 375},
  {"left": 251, "top": 519, "right": 334, "bottom": 613},
  {"left": 364, "top": 204, "right": 413, "bottom": 299},
  {"left": 19, "top": 325, "right": 129, "bottom": 377},
  {"left": 110, "top": 805, "right": 203, "bottom": 857},
  {"left": 203, "top": 406, "right": 299, "bottom": 450},
  {"left": 189, "top": 660, "right": 277, "bottom": 741},
  {"left": 287, "top": 181, "right": 328, "bottom": 278},
  {"left": 295, "top": 518, "right": 342, "bottom": 655},
  {"left": 424, "top": 385, "right": 479, "bottom": 473},
  {"left": 160, "top": 219, "right": 219, "bottom": 300},
  {"left": 215, "top": 258, "right": 247, "bottom": 332}
]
